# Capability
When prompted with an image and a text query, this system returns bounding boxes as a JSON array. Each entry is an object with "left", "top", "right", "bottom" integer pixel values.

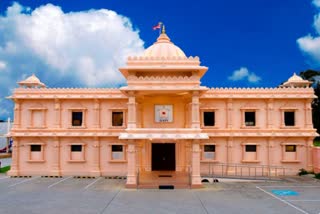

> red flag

[{"left": 152, "top": 23, "right": 161, "bottom": 30}]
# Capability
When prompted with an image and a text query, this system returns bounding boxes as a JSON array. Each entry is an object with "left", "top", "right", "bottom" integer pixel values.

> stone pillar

[
  {"left": 8, "top": 137, "right": 19, "bottom": 176},
  {"left": 50, "top": 137, "right": 60, "bottom": 176},
  {"left": 54, "top": 99, "right": 61, "bottom": 129},
  {"left": 94, "top": 99, "right": 101, "bottom": 129},
  {"left": 191, "top": 91, "right": 200, "bottom": 129},
  {"left": 227, "top": 99, "right": 233, "bottom": 129},
  {"left": 127, "top": 92, "right": 137, "bottom": 129},
  {"left": 191, "top": 140, "right": 202, "bottom": 188},
  {"left": 90, "top": 137, "right": 101, "bottom": 177},
  {"left": 305, "top": 100, "right": 313, "bottom": 129},
  {"left": 13, "top": 100, "right": 21, "bottom": 129},
  {"left": 267, "top": 99, "right": 274, "bottom": 129},
  {"left": 126, "top": 141, "right": 137, "bottom": 188}
]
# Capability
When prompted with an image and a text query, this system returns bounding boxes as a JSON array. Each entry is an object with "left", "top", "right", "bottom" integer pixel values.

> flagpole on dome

[{"left": 159, "top": 22, "right": 163, "bottom": 36}]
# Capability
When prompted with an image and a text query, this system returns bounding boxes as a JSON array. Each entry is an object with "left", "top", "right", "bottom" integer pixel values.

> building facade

[{"left": 7, "top": 30, "right": 318, "bottom": 188}]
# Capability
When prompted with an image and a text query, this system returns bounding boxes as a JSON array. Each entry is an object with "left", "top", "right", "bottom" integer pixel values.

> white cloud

[
  {"left": 0, "top": 2, "right": 144, "bottom": 86},
  {"left": 297, "top": 3, "right": 320, "bottom": 65},
  {"left": 0, "top": 61, "right": 6, "bottom": 70},
  {"left": 228, "top": 67, "right": 261, "bottom": 83},
  {"left": 313, "top": 0, "right": 320, "bottom": 7},
  {"left": 0, "top": 2, "right": 145, "bottom": 118}
]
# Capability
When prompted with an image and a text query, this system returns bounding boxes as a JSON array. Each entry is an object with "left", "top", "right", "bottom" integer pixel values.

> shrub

[
  {"left": 315, "top": 173, "right": 320, "bottom": 179},
  {"left": 0, "top": 166, "right": 10, "bottom": 173},
  {"left": 298, "top": 168, "right": 308, "bottom": 176}
]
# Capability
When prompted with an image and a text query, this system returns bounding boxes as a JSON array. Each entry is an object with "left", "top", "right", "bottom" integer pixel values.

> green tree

[{"left": 299, "top": 70, "right": 320, "bottom": 134}]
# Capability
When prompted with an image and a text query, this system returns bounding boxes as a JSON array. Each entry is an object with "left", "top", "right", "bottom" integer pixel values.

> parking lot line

[
  {"left": 84, "top": 177, "right": 102, "bottom": 190},
  {"left": 256, "top": 186, "right": 309, "bottom": 214},
  {"left": 9, "top": 176, "right": 40, "bottom": 187},
  {"left": 260, "top": 186, "right": 320, "bottom": 188},
  {"left": 47, "top": 176, "right": 72, "bottom": 189}
]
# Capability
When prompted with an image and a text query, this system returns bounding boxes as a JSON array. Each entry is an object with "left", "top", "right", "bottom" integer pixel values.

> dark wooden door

[{"left": 152, "top": 143, "right": 175, "bottom": 171}]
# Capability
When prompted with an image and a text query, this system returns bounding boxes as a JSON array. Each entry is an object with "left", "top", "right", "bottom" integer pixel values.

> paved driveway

[{"left": 0, "top": 175, "right": 319, "bottom": 214}]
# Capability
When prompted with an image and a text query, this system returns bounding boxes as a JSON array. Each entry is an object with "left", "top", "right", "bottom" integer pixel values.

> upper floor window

[
  {"left": 71, "top": 145, "right": 82, "bottom": 152},
  {"left": 203, "top": 111, "right": 215, "bottom": 126},
  {"left": 284, "top": 111, "right": 295, "bottom": 126},
  {"left": 285, "top": 145, "right": 296, "bottom": 152},
  {"left": 245, "top": 145, "right": 256, "bottom": 152},
  {"left": 31, "top": 144, "right": 41, "bottom": 152},
  {"left": 245, "top": 111, "right": 255, "bottom": 126},
  {"left": 112, "top": 111, "right": 123, "bottom": 126},
  {"left": 72, "top": 111, "right": 83, "bottom": 126}
]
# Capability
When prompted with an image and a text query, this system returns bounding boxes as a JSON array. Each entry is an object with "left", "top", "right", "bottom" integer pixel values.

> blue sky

[{"left": 0, "top": 0, "right": 320, "bottom": 119}]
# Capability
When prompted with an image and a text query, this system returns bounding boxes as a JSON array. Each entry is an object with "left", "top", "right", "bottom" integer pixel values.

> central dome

[{"left": 143, "top": 32, "right": 186, "bottom": 58}]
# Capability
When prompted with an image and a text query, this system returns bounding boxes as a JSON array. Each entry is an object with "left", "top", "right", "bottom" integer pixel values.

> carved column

[
  {"left": 267, "top": 99, "right": 274, "bottom": 129},
  {"left": 94, "top": 99, "right": 101, "bottom": 129},
  {"left": 50, "top": 137, "right": 60, "bottom": 176},
  {"left": 127, "top": 92, "right": 137, "bottom": 129},
  {"left": 305, "top": 99, "right": 313, "bottom": 129},
  {"left": 126, "top": 141, "right": 137, "bottom": 188},
  {"left": 8, "top": 137, "right": 19, "bottom": 176},
  {"left": 227, "top": 99, "right": 233, "bottom": 129},
  {"left": 191, "top": 140, "right": 202, "bottom": 188},
  {"left": 191, "top": 91, "right": 200, "bottom": 129},
  {"left": 90, "top": 137, "right": 101, "bottom": 177},
  {"left": 54, "top": 99, "right": 61, "bottom": 129},
  {"left": 13, "top": 100, "right": 21, "bottom": 129}
]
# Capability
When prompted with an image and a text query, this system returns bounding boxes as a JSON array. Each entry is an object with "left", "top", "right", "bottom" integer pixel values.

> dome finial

[{"left": 162, "top": 25, "right": 166, "bottom": 34}]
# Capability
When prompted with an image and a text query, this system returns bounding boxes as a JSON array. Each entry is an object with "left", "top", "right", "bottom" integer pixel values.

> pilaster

[
  {"left": 8, "top": 137, "right": 19, "bottom": 176},
  {"left": 90, "top": 137, "right": 101, "bottom": 177},
  {"left": 127, "top": 92, "right": 137, "bottom": 129},
  {"left": 191, "top": 91, "right": 200, "bottom": 129},
  {"left": 13, "top": 100, "right": 21, "bottom": 129},
  {"left": 126, "top": 141, "right": 137, "bottom": 188},
  {"left": 54, "top": 99, "right": 61, "bottom": 128},
  {"left": 94, "top": 99, "right": 101, "bottom": 129},
  {"left": 191, "top": 140, "right": 202, "bottom": 188},
  {"left": 227, "top": 98, "right": 233, "bottom": 129},
  {"left": 50, "top": 137, "right": 60, "bottom": 176}
]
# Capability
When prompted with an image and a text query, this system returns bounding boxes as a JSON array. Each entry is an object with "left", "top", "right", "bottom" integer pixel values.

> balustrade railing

[{"left": 201, "top": 162, "right": 288, "bottom": 180}]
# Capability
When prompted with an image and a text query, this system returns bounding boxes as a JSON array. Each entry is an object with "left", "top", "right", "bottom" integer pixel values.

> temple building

[{"left": 7, "top": 29, "right": 318, "bottom": 188}]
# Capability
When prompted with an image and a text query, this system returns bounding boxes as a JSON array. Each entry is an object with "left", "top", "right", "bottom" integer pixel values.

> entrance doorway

[{"left": 152, "top": 143, "right": 175, "bottom": 171}]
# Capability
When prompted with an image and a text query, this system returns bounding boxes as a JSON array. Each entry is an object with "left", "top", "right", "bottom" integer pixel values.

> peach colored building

[{"left": 7, "top": 30, "right": 318, "bottom": 188}]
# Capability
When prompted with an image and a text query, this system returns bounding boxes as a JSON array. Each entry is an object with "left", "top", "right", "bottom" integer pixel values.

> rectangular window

[
  {"left": 112, "top": 145, "right": 124, "bottom": 160},
  {"left": 285, "top": 145, "right": 296, "bottom": 152},
  {"left": 72, "top": 111, "right": 83, "bottom": 126},
  {"left": 31, "top": 145, "right": 41, "bottom": 152},
  {"left": 112, "top": 112, "right": 123, "bottom": 126},
  {"left": 204, "top": 145, "right": 215, "bottom": 160},
  {"left": 245, "top": 145, "right": 256, "bottom": 152},
  {"left": 71, "top": 145, "right": 82, "bottom": 152},
  {"left": 245, "top": 111, "right": 255, "bottom": 126},
  {"left": 284, "top": 111, "right": 295, "bottom": 126},
  {"left": 204, "top": 145, "right": 215, "bottom": 152},
  {"left": 203, "top": 112, "right": 215, "bottom": 126}
]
